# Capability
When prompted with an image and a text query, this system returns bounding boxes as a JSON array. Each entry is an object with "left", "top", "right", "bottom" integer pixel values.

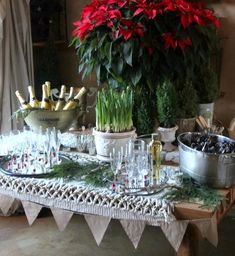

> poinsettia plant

[{"left": 72, "top": 0, "right": 219, "bottom": 89}]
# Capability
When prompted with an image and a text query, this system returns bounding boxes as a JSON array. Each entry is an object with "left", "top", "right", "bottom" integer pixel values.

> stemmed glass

[
  {"left": 110, "top": 147, "right": 124, "bottom": 192},
  {"left": 77, "top": 134, "right": 87, "bottom": 152},
  {"left": 50, "top": 127, "right": 61, "bottom": 165}
]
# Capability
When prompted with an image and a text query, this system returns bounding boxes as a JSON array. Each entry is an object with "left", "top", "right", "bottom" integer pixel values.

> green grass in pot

[
  {"left": 96, "top": 87, "right": 133, "bottom": 133},
  {"left": 156, "top": 80, "right": 178, "bottom": 128}
]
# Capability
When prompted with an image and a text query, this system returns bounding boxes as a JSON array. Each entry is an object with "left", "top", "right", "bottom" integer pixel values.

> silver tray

[{"left": 0, "top": 154, "right": 70, "bottom": 178}]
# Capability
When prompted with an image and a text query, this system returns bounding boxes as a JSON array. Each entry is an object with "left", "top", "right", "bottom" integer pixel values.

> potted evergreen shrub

[
  {"left": 193, "top": 67, "right": 219, "bottom": 127},
  {"left": 176, "top": 81, "right": 198, "bottom": 135},
  {"left": 93, "top": 87, "right": 136, "bottom": 161},
  {"left": 156, "top": 80, "right": 178, "bottom": 151}
]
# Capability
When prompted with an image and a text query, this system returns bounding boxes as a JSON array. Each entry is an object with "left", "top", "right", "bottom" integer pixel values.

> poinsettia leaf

[
  {"left": 98, "top": 34, "right": 107, "bottom": 48},
  {"left": 112, "top": 58, "right": 124, "bottom": 75},
  {"left": 82, "top": 67, "right": 87, "bottom": 80},
  {"left": 96, "top": 64, "right": 101, "bottom": 85},
  {"left": 123, "top": 41, "right": 133, "bottom": 66},
  {"left": 130, "top": 67, "right": 142, "bottom": 85},
  {"left": 79, "top": 63, "right": 85, "bottom": 73}
]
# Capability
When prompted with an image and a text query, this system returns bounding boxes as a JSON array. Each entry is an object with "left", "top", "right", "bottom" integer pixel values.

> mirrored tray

[{"left": 0, "top": 154, "right": 70, "bottom": 178}]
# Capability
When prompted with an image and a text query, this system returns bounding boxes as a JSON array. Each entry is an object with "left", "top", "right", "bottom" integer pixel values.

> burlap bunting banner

[
  {"left": 85, "top": 214, "right": 111, "bottom": 246},
  {"left": 0, "top": 194, "right": 15, "bottom": 215},
  {"left": 120, "top": 219, "right": 146, "bottom": 249},
  {"left": 191, "top": 213, "right": 218, "bottom": 246},
  {"left": 51, "top": 208, "right": 74, "bottom": 231},
  {"left": 21, "top": 200, "right": 43, "bottom": 225},
  {"left": 160, "top": 220, "right": 189, "bottom": 252}
]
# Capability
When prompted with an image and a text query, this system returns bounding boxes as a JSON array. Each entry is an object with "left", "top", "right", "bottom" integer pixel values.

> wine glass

[{"left": 50, "top": 127, "right": 62, "bottom": 165}]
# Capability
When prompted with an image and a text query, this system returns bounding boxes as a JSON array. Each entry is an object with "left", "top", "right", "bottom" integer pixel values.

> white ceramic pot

[
  {"left": 198, "top": 103, "right": 214, "bottom": 127},
  {"left": 92, "top": 128, "right": 136, "bottom": 162},
  {"left": 157, "top": 125, "right": 178, "bottom": 152}
]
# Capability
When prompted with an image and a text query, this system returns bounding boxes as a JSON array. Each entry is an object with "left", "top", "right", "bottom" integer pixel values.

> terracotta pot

[
  {"left": 157, "top": 125, "right": 178, "bottom": 152},
  {"left": 93, "top": 128, "right": 136, "bottom": 162}
]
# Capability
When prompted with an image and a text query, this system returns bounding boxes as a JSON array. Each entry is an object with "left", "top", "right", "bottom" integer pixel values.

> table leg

[{"left": 176, "top": 224, "right": 199, "bottom": 256}]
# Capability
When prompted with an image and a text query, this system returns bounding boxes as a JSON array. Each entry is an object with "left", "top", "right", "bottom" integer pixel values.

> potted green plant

[
  {"left": 93, "top": 87, "right": 135, "bottom": 161},
  {"left": 72, "top": 0, "right": 219, "bottom": 132},
  {"left": 193, "top": 67, "right": 219, "bottom": 126},
  {"left": 176, "top": 81, "right": 199, "bottom": 134},
  {"left": 156, "top": 80, "right": 178, "bottom": 151}
]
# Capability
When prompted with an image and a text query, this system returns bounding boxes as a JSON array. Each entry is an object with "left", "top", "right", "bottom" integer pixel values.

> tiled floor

[{"left": 0, "top": 207, "right": 235, "bottom": 256}]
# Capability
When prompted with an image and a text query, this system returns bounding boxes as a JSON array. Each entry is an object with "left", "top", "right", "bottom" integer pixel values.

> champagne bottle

[
  {"left": 63, "top": 87, "right": 87, "bottom": 110},
  {"left": 149, "top": 133, "right": 162, "bottom": 185},
  {"left": 68, "top": 86, "right": 74, "bottom": 101},
  {"left": 15, "top": 90, "right": 32, "bottom": 109},
  {"left": 55, "top": 85, "right": 66, "bottom": 111},
  {"left": 45, "top": 81, "right": 55, "bottom": 110},
  {"left": 28, "top": 86, "right": 39, "bottom": 108},
  {"left": 41, "top": 84, "right": 51, "bottom": 110}
]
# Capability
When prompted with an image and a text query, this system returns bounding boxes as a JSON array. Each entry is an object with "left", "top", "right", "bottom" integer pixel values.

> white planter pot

[
  {"left": 93, "top": 128, "right": 136, "bottom": 162},
  {"left": 157, "top": 125, "right": 178, "bottom": 152},
  {"left": 199, "top": 103, "right": 214, "bottom": 127}
]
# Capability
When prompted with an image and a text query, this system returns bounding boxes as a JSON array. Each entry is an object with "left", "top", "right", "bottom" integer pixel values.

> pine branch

[
  {"left": 48, "top": 161, "right": 113, "bottom": 187},
  {"left": 162, "top": 175, "right": 223, "bottom": 209}
]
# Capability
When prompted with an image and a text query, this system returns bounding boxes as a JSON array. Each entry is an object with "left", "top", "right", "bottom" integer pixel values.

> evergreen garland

[
  {"left": 162, "top": 175, "right": 223, "bottom": 209},
  {"left": 48, "top": 161, "right": 113, "bottom": 187}
]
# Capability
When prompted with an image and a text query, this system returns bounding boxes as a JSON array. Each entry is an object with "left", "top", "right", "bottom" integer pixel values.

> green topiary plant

[
  {"left": 193, "top": 67, "right": 219, "bottom": 104},
  {"left": 176, "top": 82, "right": 198, "bottom": 119},
  {"left": 156, "top": 80, "right": 178, "bottom": 128},
  {"left": 133, "top": 88, "right": 155, "bottom": 135}
]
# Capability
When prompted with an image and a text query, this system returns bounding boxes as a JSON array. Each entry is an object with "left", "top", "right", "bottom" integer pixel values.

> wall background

[{"left": 212, "top": 1, "right": 235, "bottom": 128}]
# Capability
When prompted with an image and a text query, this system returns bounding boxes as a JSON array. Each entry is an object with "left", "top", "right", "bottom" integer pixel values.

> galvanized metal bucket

[{"left": 178, "top": 132, "right": 235, "bottom": 188}]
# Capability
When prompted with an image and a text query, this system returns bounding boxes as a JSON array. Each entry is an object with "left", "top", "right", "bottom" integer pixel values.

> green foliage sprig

[
  {"left": 96, "top": 87, "right": 133, "bottom": 133},
  {"left": 156, "top": 80, "right": 178, "bottom": 128},
  {"left": 162, "top": 175, "right": 223, "bottom": 209},
  {"left": 48, "top": 161, "right": 113, "bottom": 187}
]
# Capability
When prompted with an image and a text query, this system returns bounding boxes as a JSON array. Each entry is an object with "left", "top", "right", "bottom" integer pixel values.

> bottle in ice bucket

[
  {"left": 15, "top": 90, "right": 32, "bottom": 109},
  {"left": 149, "top": 133, "right": 162, "bottom": 185}
]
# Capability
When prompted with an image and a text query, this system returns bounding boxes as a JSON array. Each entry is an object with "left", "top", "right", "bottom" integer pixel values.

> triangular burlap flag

[
  {"left": 120, "top": 219, "right": 146, "bottom": 249},
  {"left": 51, "top": 208, "right": 73, "bottom": 231},
  {"left": 85, "top": 214, "right": 111, "bottom": 246},
  {"left": 22, "top": 200, "right": 43, "bottom": 226},
  {"left": 160, "top": 220, "right": 189, "bottom": 252},
  {"left": 0, "top": 194, "right": 15, "bottom": 215},
  {"left": 191, "top": 213, "right": 218, "bottom": 246}
]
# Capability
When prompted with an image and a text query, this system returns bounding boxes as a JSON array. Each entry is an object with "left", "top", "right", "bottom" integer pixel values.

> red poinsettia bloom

[
  {"left": 163, "top": 32, "right": 192, "bottom": 50},
  {"left": 119, "top": 20, "right": 144, "bottom": 40},
  {"left": 73, "top": 0, "right": 219, "bottom": 42}
]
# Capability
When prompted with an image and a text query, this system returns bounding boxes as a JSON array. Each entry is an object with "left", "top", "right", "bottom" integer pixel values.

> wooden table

[{"left": 174, "top": 186, "right": 235, "bottom": 256}]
